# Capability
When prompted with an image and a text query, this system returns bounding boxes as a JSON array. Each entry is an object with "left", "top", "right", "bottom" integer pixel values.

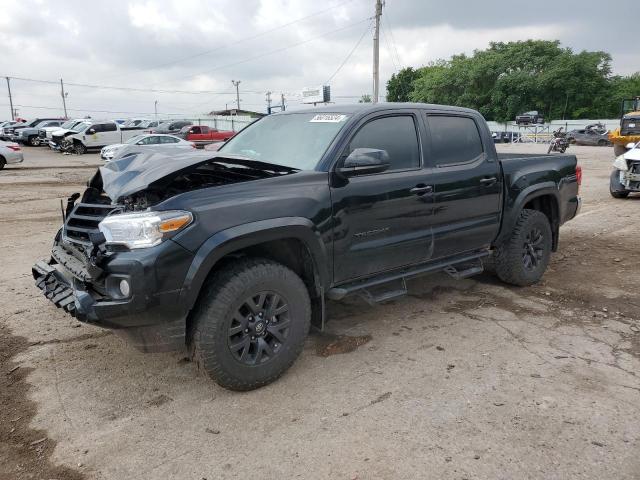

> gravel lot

[{"left": 1, "top": 144, "right": 639, "bottom": 480}]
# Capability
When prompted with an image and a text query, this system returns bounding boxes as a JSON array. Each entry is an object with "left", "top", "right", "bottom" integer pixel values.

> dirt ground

[{"left": 1, "top": 144, "right": 639, "bottom": 480}]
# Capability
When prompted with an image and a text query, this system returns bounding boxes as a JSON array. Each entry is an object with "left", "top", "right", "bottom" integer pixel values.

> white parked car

[
  {"left": 0, "top": 141, "right": 24, "bottom": 169},
  {"left": 100, "top": 134, "right": 195, "bottom": 160}
]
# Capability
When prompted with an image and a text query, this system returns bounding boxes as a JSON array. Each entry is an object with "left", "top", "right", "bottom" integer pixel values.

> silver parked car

[
  {"left": 100, "top": 133, "right": 195, "bottom": 161},
  {"left": 0, "top": 141, "right": 24, "bottom": 169}
]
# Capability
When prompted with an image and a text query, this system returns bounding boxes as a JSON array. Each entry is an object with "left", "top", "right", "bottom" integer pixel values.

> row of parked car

[{"left": 0, "top": 117, "right": 236, "bottom": 156}]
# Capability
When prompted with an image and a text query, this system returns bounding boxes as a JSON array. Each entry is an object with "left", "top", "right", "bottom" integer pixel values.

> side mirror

[
  {"left": 337, "top": 148, "right": 390, "bottom": 177},
  {"left": 626, "top": 142, "right": 636, "bottom": 149},
  {"left": 87, "top": 128, "right": 96, "bottom": 135}
]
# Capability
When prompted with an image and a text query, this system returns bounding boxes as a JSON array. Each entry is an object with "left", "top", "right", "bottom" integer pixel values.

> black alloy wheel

[
  {"left": 227, "top": 291, "right": 290, "bottom": 365},
  {"left": 522, "top": 227, "right": 544, "bottom": 271}
]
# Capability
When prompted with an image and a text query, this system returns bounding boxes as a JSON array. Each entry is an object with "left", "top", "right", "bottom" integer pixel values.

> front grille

[{"left": 64, "top": 202, "right": 115, "bottom": 244}]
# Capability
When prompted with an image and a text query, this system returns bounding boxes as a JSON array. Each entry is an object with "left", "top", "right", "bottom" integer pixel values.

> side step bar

[{"left": 327, "top": 251, "right": 489, "bottom": 301}]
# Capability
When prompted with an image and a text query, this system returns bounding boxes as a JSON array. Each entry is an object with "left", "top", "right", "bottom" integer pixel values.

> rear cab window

[{"left": 425, "top": 115, "right": 484, "bottom": 167}]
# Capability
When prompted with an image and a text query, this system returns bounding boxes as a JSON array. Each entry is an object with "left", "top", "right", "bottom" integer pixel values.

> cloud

[{"left": 0, "top": 0, "right": 637, "bottom": 119}]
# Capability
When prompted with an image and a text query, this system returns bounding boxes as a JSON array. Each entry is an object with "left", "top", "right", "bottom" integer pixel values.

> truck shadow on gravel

[{"left": 0, "top": 325, "right": 85, "bottom": 480}]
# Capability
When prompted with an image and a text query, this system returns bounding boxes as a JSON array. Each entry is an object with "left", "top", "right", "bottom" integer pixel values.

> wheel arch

[
  {"left": 180, "top": 218, "right": 330, "bottom": 318},
  {"left": 496, "top": 184, "right": 561, "bottom": 251}
]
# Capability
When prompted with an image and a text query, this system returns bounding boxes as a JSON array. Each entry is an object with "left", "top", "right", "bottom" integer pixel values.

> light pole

[
  {"left": 231, "top": 80, "right": 241, "bottom": 111},
  {"left": 154, "top": 100, "right": 158, "bottom": 120},
  {"left": 60, "top": 79, "right": 68, "bottom": 118}
]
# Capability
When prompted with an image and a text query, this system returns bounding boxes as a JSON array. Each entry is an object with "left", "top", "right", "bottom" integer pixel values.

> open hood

[{"left": 98, "top": 150, "right": 297, "bottom": 202}]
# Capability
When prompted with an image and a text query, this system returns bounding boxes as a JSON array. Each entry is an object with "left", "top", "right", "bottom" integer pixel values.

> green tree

[
  {"left": 358, "top": 94, "right": 372, "bottom": 103},
  {"left": 397, "top": 40, "right": 637, "bottom": 121},
  {"left": 386, "top": 67, "right": 420, "bottom": 102}
]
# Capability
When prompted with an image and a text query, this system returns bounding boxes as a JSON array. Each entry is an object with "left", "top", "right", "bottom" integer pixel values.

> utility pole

[
  {"left": 231, "top": 79, "right": 241, "bottom": 110},
  {"left": 6, "top": 77, "right": 14, "bottom": 120},
  {"left": 60, "top": 79, "right": 68, "bottom": 118},
  {"left": 266, "top": 91, "right": 272, "bottom": 114},
  {"left": 281, "top": 93, "right": 286, "bottom": 112},
  {"left": 372, "top": 0, "right": 383, "bottom": 104},
  {"left": 154, "top": 100, "right": 158, "bottom": 120}
]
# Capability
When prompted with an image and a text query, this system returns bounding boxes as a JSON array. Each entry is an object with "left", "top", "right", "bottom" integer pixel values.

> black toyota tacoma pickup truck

[{"left": 33, "top": 103, "right": 581, "bottom": 390}]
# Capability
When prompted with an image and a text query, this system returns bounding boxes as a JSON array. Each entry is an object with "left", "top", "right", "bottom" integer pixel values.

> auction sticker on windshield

[{"left": 309, "top": 114, "right": 348, "bottom": 123}]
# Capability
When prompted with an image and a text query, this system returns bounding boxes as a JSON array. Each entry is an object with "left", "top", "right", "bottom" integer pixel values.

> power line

[
  {"left": 153, "top": 17, "right": 372, "bottom": 87},
  {"left": 383, "top": 14, "right": 403, "bottom": 69},
  {"left": 1, "top": 75, "right": 264, "bottom": 96},
  {"left": 104, "top": 0, "right": 354, "bottom": 81},
  {"left": 325, "top": 19, "right": 373, "bottom": 84},
  {"left": 2, "top": 17, "right": 369, "bottom": 97}
]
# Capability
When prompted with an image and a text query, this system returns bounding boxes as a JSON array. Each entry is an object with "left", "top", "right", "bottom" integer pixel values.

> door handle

[
  {"left": 410, "top": 185, "right": 433, "bottom": 195},
  {"left": 480, "top": 177, "right": 497, "bottom": 186}
]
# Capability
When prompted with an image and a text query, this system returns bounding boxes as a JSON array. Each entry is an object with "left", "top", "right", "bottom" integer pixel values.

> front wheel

[
  {"left": 494, "top": 209, "right": 552, "bottom": 286},
  {"left": 0, "top": 156, "right": 5, "bottom": 170},
  {"left": 189, "top": 258, "right": 311, "bottom": 391},
  {"left": 547, "top": 143, "right": 554, "bottom": 154},
  {"left": 28, "top": 136, "right": 39, "bottom": 146},
  {"left": 73, "top": 142, "right": 86, "bottom": 155},
  {"left": 609, "top": 169, "right": 630, "bottom": 198},
  {"left": 614, "top": 144, "right": 627, "bottom": 157}
]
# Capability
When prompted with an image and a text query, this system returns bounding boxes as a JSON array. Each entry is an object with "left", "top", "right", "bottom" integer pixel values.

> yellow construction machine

[{"left": 609, "top": 96, "right": 640, "bottom": 156}]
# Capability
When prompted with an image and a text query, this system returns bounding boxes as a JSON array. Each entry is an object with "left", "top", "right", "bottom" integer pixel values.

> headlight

[
  {"left": 98, "top": 210, "right": 193, "bottom": 249},
  {"left": 613, "top": 155, "right": 628, "bottom": 171}
]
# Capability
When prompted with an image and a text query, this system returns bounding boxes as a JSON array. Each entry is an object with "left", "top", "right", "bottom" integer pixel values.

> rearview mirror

[
  {"left": 626, "top": 142, "right": 636, "bottom": 149},
  {"left": 337, "top": 148, "right": 390, "bottom": 177}
]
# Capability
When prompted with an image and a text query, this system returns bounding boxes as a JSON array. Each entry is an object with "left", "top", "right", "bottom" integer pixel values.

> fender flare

[
  {"left": 179, "top": 217, "right": 330, "bottom": 310},
  {"left": 495, "top": 182, "right": 560, "bottom": 247}
]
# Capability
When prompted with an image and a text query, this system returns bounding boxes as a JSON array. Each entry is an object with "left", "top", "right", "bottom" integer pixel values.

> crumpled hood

[{"left": 99, "top": 150, "right": 213, "bottom": 201}]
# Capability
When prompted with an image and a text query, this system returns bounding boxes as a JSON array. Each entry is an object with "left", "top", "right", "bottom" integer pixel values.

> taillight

[
  {"left": 575, "top": 165, "right": 582, "bottom": 192},
  {"left": 7, "top": 145, "right": 21, "bottom": 151}
]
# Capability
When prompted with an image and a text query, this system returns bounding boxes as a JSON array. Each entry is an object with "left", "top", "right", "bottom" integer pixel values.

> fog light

[{"left": 119, "top": 279, "right": 131, "bottom": 297}]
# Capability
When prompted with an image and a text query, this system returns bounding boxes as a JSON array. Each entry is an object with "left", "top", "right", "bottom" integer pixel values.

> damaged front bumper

[{"left": 32, "top": 237, "right": 195, "bottom": 352}]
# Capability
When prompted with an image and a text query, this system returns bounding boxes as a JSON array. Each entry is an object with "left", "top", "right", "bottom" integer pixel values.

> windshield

[
  {"left": 126, "top": 135, "right": 146, "bottom": 144},
  {"left": 220, "top": 113, "right": 350, "bottom": 170},
  {"left": 73, "top": 123, "right": 90, "bottom": 133},
  {"left": 60, "top": 120, "right": 76, "bottom": 129}
]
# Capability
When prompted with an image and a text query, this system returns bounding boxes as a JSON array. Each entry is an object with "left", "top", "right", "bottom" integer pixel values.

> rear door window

[{"left": 426, "top": 115, "right": 483, "bottom": 167}]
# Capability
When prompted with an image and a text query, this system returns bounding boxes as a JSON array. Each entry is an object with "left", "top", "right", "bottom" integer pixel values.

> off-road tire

[
  {"left": 609, "top": 169, "right": 630, "bottom": 198},
  {"left": 494, "top": 209, "right": 552, "bottom": 287},
  {"left": 614, "top": 144, "right": 627, "bottom": 157},
  {"left": 189, "top": 257, "right": 311, "bottom": 391},
  {"left": 0, "top": 156, "right": 5, "bottom": 170}
]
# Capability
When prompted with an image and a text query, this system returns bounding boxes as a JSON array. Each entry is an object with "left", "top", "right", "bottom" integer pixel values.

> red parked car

[{"left": 178, "top": 125, "right": 235, "bottom": 147}]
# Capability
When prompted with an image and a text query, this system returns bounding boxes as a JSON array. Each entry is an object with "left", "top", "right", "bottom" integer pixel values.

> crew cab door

[
  {"left": 422, "top": 113, "right": 502, "bottom": 259},
  {"left": 84, "top": 122, "right": 119, "bottom": 147},
  {"left": 330, "top": 111, "right": 435, "bottom": 283}
]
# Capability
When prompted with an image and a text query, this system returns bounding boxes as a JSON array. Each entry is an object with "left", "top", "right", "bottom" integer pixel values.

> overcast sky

[{"left": 1, "top": 0, "right": 637, "bottom": 119}]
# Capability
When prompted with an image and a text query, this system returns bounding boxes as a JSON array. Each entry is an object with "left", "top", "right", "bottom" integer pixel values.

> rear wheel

[
  {"left": 494, "top": 209, "right": 552, "bottom": 286},
  {"left": 0, "top": 156, "right": 5, "bottom": 170},
  {"left": 189, "top": 257, "right": 311, "bottom": 391},
  {"left": 597, "top": 139, "right": 608, "bottom": 147}
]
